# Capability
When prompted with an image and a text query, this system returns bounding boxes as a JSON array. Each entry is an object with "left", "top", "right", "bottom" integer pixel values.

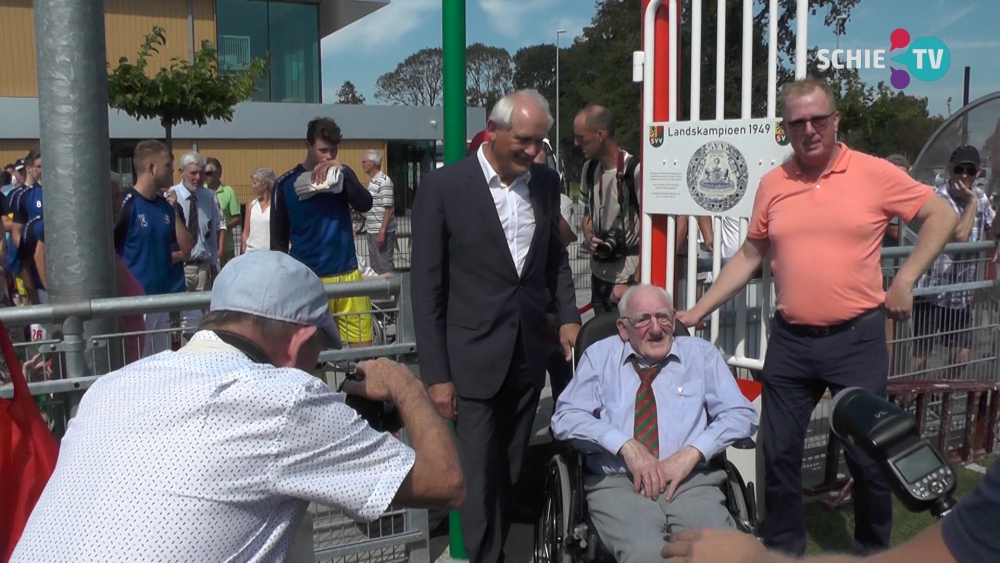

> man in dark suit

[{"left": 411, "top": 89, "right": 582, "bottom": 563}]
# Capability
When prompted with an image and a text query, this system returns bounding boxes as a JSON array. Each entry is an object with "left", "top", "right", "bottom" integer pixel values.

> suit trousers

[
  {"left": 760, "top": 310, "right": 893, "bottom": 556},
  {"left": 455, "top": 332, "right": 539, "bottom": 563}
]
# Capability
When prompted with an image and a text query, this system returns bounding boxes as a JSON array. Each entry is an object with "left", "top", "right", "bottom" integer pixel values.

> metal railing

[{"left": 0, "top": 274, "right": 429, "bottom": 563}]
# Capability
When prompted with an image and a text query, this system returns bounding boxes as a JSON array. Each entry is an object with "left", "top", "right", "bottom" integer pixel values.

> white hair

[
  {"left": 178, "top": 151, "right": 206, "bottom": 170},
  {"left": 618, "top": 284, "right": 675, "bottom": 318},
  {"left": 250, "top": 166, "right": 277, "bottom": 187},
  {"left": 488, "top": 89, "right": 554, "bottom": 130},
  {"left": 363, "top": 150, "right": 383, "bottom": 167}
]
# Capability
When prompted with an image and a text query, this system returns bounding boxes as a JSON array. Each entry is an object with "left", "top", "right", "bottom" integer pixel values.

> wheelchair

[{"left": 535, "top": 313, "right": 761, "bottom": 563}]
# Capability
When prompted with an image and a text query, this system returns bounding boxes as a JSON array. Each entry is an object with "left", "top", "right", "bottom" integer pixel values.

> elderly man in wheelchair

[{"left": 545, "top": 284, "right": 759, "bottom": 563}]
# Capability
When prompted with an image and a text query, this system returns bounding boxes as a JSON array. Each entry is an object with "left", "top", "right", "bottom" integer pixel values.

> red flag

[{"left": 0, "top": 319, "right": 59, "bottom": 561}]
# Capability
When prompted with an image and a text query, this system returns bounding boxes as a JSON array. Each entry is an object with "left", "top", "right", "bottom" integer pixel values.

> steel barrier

[{"left": 0, "top": 273, "right": 429, "bottom": 563}]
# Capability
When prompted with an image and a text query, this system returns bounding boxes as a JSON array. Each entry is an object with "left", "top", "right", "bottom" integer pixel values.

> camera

[
  {"left": 830, "top": 387, "right": 957, "bottom": 518},
  {"left": 594, "top": 228, "right": 627, "bottom": 262},
  {"left": 340, "top": 372, "right": 403, "bottom": 434}
]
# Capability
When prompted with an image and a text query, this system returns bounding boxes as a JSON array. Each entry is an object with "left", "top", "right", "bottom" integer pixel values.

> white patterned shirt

[
  {"left": 477, "top": 145, "right": 535, "bottom": 276},
  {"left": 12, "top": 331, "right": 415, "bottom": 563}
]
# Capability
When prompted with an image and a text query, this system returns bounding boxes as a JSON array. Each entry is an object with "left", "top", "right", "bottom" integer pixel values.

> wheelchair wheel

[
  {"left": 724, "top": 459, "right": 758, "bottom": 536},
  {"left": 535, "top": 454, "right": 574, "bottom": 563}
]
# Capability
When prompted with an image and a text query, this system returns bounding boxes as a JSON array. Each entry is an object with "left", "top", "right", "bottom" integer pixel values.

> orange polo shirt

[{"left": 748, "top": 143, "right": 933, "bottom": 326}]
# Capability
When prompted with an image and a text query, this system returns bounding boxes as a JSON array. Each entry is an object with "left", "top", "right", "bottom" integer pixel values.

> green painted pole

[
  {"left": 443, "top": 0, "right": 467, "bottom": 166},
  {"left": 443, "top": 3, "right": 468, "bottom": 558}
]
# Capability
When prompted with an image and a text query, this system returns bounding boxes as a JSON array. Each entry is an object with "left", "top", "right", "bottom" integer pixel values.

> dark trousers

[
  {"left": 455, "top": 336, "right": 540, "bottom": 563},
  {"left": 591, "top": 274, "right": 616, "bottom": 315},
  {"left": 761, "top": 310, "right": 893, "bottom": 556},
  {"left": 547, "top": 344, "right": 574, "bottom": 405}
]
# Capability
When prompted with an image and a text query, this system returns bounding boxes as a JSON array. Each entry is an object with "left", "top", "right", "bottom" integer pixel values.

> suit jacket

[{"left": 411, "top": 155, "right": 581, "bottom": 400}]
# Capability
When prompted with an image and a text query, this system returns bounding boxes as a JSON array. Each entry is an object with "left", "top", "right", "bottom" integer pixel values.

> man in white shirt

[
  {"left": 12, "top": 250, "right": 464, "bottom": 563},
  {"left": 171, "top": 151, "right": 226, "bottom": 331},
  {"left": 361, "top": 149, "right": 397, "bottom": 274}
]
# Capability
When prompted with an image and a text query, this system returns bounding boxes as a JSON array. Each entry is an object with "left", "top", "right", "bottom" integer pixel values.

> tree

[
  {"left": 336, "top": 80, "right": 366, "bottom": 105},
  {"left": 374, "top": 48, "right": 443, "bottom": 106},
  {"left": 107, "top": 26, "right": 268, "bottom": 151},
  {"left": 466, "top": 43, "right": 514, "bottom": 109},
  {"left": 513, "top": 44, "right": 556, "bottom": 103}
]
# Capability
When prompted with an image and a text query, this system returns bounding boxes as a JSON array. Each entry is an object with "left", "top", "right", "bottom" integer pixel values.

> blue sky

[{"left": 320, "top": 0, "right": 999, "bottom": 119}]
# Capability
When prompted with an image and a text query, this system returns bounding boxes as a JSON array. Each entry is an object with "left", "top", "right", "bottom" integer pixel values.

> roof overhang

[{"left": 266, "top": 0, "right": 390, "bottom": 39}]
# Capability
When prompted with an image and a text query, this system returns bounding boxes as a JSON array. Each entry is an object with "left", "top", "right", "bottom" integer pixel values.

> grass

[{"left": 804, "top": 457, "right": 994, "bottom": 555}]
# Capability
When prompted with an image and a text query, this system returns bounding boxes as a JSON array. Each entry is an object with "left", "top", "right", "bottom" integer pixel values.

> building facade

[{"left": 0, "top": 0, "right": 484, "bottom": 208}]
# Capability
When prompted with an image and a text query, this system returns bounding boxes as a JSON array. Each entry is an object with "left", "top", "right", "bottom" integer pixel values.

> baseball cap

[
  {"left": 949, "top": 145, "right": 980, "bottom": 168},
  {"left": 210, "top": 251, "right": 342, "bottom": 349},
  {"left": 13, "top": 159, "right": 25, "bottom": 172}
]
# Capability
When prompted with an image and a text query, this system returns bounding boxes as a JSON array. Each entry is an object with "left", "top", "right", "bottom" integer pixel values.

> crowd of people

[
  {"left": 7, "top": 76, "right": 1000, "bottom": 563},
  {"left": 0, "top": 119, "right": 399, "bottom": 355}
]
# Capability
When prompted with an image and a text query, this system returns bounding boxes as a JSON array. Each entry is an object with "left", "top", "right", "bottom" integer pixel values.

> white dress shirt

[
  {"left": 12, "top": 331, "right": 415, "bottom": 563},
  {"left": 171, "top": 183, "right": 226, "bottom": 266},
  {"left": 477, "top": 146, "right": 535, "bottom": 276}
]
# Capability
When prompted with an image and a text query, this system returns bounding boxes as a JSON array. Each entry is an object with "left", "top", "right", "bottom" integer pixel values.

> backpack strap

[{"left": 584, "top": 159, "right": 599, "bottom": 218}]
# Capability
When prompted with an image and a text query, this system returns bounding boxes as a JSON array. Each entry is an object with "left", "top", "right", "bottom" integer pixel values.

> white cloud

[
  {"left": 947, "top": 40, "right": 1000, "bottom": 50},
  {"left": 321, "top": 0, "right": 440, "bottom": 57},
  {"left": 925, "top": 3, "right": 977, "bottom": 35},
  {"left": 478, "top": 0, "right": 560, "bottom": 38}
]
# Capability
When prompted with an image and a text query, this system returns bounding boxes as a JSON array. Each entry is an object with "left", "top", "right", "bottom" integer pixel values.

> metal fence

[{"left": 0, "top": 274, "right": 430, "bottom": 563}]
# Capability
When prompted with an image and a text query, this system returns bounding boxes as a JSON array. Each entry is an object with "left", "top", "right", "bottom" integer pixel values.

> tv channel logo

[{"left": 815, "top": 28, "right": 950, "bottom": 90}]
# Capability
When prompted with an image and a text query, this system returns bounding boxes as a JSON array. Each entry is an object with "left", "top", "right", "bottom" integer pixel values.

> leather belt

[{"left": 775, "top": 307, "right": 884, "bottom": 338}]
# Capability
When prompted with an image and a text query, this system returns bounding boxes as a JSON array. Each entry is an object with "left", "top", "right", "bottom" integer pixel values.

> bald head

[
  {"left": 577, "top": 105, "right": 617, "bottom": 139},
  {"left": 489, "top": 89, "right": 554, "bottom": 130}
]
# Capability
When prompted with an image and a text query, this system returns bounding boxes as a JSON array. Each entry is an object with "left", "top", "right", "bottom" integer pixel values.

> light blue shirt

[
  {"left": 551, "top": 335, "right": 758, "bottom": 475},
  {"left": 171, "top": 183, "right": 226, "bottom": 266}
]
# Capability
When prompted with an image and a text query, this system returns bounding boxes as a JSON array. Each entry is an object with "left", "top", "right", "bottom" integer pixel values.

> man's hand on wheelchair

[
  {"left": 660, "top": 446, "right": 703, "bottom": 501},
  {"left": 620, "top": 440, "right": 668, "bottom": 500}
]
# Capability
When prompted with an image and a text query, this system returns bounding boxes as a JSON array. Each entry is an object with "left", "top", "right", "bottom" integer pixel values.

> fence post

[{"left": 60, "top": 315, "right": 89, "bottom": 417}]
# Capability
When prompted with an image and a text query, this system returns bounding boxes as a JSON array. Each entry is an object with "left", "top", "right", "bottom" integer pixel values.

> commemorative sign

[{"left": 641, "top": 118, "right": 793, "bottom": 218}]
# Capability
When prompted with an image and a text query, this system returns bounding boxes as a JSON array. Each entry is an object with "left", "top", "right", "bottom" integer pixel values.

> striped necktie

[{"left": 630, "top": 356, "right": 664, "bottom": 458}]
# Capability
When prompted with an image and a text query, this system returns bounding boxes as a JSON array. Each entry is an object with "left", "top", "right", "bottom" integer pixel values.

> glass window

[
  {"left": 267, "top": 2, "right": 320, "bottom": 104},
  {"left": 215, "top": 0, "right": 320, "bottom": 104}
]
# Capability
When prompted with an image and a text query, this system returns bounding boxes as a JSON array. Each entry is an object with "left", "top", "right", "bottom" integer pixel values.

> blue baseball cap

[{"left": 211, "top": 251, "right": 342, "bottom": 349}]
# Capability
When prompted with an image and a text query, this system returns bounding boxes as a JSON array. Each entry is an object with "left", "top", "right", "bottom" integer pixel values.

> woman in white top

[{"left": 241, "top": 167, "right": 274, "bottom": 253}]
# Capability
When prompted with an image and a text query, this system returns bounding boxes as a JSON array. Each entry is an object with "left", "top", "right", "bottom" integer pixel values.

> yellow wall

[
  {"left": 0, "top": 0, "right": 216, "bottom": 98},
  {"left": 0, "top": 140, "right": 36, "bottom": 169},
  {"left": 171, "top": 139, "right": 389, "bottom": 204}
]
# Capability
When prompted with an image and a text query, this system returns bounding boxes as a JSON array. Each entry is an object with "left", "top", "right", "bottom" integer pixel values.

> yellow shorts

[{"left": 322, "top": 270, "right": 373, "bottom": 345}]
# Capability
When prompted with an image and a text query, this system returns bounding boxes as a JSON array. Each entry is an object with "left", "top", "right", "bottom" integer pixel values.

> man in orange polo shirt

[{"left": 678, "top": 77, "right": 958, "bottom": 556}]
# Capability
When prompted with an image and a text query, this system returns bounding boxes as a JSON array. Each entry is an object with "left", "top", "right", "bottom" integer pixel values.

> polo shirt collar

[{"left": 786, "top": 142, "right": 852, "bottom": 179}]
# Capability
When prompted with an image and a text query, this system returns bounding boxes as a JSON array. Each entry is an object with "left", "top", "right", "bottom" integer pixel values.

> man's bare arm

[{"left": 681, "top": 237, "right": 769, "bottom": 322}]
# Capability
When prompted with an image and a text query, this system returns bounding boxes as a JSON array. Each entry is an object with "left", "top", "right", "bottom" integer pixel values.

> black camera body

[
  {"left": 340, "top": 372, "right": 403, "bottom": 434},
  {"left": 594, "top": 228, "right": 627, "bottom": 262},
  {"left": 830, "top": 387, "right": 957, "bottom": 517}
]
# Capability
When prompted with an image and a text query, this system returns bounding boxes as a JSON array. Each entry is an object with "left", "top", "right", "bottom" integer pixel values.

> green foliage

[
  {"left": 374, "top": 44, "right": 514, "bottom": 109},
  {"left": 107, "top": 26, "right": 268, "bottom": 149},
  {"left": 336, "top": 80, "right": 366, "bottom": 105},
  {"left": 374, "top": 48, "right": 444, "bottom": 106},
  {"left": 466, "top": 43, "right": 514, "bottom": 110}
]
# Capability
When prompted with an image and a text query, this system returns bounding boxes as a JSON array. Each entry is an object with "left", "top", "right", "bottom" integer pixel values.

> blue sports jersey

[
  {"left": 19, "top": 216, "right": 44, "bottom": 291},
  {"left": 15, "top": 184, "right": 43, "bottom": 224},
  {"left": 4, "top": 184, "right": 26, "bottom": 275},
  {"left": 270, "top": 164, "right": 371, "bottom": 277},
  {"left": 114, "top": 189, "right": 178, "bottom": 296}
]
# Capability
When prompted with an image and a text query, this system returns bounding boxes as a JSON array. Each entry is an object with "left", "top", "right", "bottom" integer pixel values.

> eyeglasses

[
  {"left": 785, "top": 111, "right": 837, "bottom": 132},
  {"left": 623, "top": 312, "right": 674, "bottom": 330},
  {"left": 953, "top": 165, "right": 978, "bottom": 176}
]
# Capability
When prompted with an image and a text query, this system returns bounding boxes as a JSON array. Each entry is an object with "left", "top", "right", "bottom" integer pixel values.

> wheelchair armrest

[
  {"left": 568, "top": 439, "right": 604, "bottom": 455},
  {"left": 731, "top": 437, "right": 756, "bottom": 450}
]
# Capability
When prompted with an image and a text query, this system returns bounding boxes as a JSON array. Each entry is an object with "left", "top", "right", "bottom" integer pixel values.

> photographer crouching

[{"left": 574, "top": 105, "right": 642, "bottom": 312}]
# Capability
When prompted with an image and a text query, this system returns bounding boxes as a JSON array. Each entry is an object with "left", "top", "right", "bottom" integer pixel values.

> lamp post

[{"left": 555, "top": 29, "right": 566, "bottom": 174}]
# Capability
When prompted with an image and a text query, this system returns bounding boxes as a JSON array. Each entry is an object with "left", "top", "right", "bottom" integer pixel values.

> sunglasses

[
  {"left": 952, "top": 165, "right": 978, "bottom": 176},
  {"left": 786, "top": 111, "right": 837, "bottom": 132}
]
